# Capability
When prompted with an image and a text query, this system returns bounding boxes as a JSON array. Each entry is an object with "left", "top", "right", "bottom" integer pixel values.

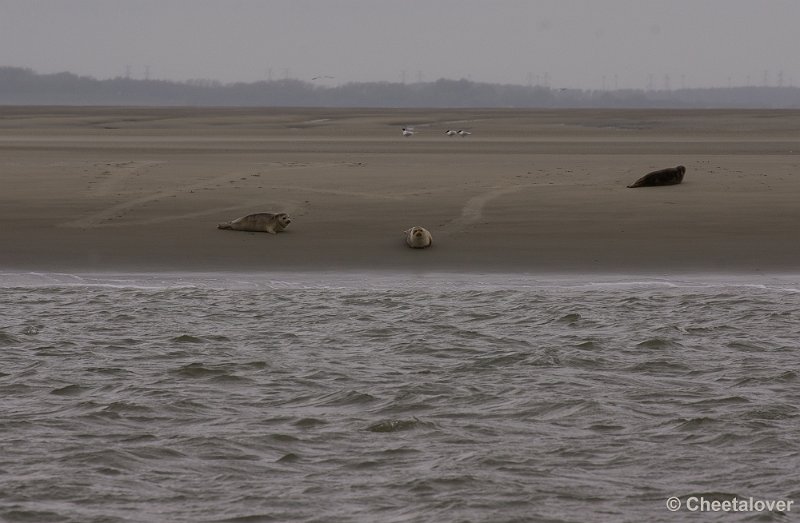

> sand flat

[{"left": 1, "top": 107, "right": 799, "bottom": 274}]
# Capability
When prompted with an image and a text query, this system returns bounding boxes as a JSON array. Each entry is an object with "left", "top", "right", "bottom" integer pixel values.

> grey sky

[{"left": 1, "top": 0, "right": 798, "bottom": 90}]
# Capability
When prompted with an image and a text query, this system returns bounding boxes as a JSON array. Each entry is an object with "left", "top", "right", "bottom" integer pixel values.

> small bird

[
  {"left": 457, "top": 129, "right": 471, "bottom": 137},
  {"left": 402, "top": 127, "right": 415, "bottom": 137},
  {"left": 444, "top": 129, "right": 457, "bottom": 136}
]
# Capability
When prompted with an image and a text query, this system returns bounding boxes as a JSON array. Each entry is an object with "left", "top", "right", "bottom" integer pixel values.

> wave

[{"left": 3, "top": 270, "right": 800, "bottom": 292}]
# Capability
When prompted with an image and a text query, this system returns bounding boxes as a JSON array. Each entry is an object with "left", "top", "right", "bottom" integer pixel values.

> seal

[
  {"left": 217, "top": 212, "right": 292, "bottom": 234},
  {"left": 404, "top": 226, "right": 433, "bottom": 249},
  {"left": 627, "top": 165, "right": 686, "bottom": 188}
]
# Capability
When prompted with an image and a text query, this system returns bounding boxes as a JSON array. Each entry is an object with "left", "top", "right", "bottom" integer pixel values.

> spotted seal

[
  {"left": 217, "top": 212, "right": 292, "bottom": 234},
  {"left": 404, "top": 226, "right": 433, "bottom": 248}
]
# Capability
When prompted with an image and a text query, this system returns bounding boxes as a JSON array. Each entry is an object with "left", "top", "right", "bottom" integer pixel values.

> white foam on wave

[{"left": 2, "top": 270, "right": 800, "bottom": 293}]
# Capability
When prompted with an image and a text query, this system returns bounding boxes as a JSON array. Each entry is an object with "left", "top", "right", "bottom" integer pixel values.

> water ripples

[{"left": 1, "top": 274, "right": 799, "bottom": 521}]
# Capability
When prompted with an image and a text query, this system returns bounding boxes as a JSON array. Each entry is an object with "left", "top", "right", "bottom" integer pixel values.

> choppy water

[{"left": 1, "top": 271, "right": 799, "bottom": 523}]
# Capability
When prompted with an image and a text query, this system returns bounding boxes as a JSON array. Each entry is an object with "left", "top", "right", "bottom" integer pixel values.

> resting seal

[
  {"left": 404, "top": 226, "right": 433, "bottom": 249},
  {"left": 627, "top": 165, "right": 686, "bottom": 188},
  {"left": 218, "top": 212, "right": 291, "bottom": 234}
]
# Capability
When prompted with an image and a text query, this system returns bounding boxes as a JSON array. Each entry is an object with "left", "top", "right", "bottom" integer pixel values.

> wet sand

[{"left": 1, "top": 106, "right": 799, "bottom": 274}]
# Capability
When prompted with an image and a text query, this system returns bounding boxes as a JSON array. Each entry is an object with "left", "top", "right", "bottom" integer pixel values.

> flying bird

[
  {"left": 457, "top": 129, "right": 472, "bottom": 137},
  {"left": 402, "top": 127, "right": 415, "bottom": 137},
  {"left": 444, "top": 129, "right": 457, "bottom": 136}
]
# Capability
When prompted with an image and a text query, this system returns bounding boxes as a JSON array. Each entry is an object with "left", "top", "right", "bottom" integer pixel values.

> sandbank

[{"left": 1, "top": 107, "right": 799, "bottom": 275}]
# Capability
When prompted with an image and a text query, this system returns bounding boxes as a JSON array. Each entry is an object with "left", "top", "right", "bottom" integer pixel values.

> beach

[{"left": 1, "top": 107, "right": 799, "bottom": 274}]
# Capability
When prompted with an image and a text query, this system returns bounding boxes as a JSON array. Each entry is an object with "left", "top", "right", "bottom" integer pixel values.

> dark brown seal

[{"left": 627, "top": 165, "right": 686, "bottom": 188}]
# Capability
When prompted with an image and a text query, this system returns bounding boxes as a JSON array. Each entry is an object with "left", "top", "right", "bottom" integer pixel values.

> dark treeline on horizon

[{"left": 2, "top": 66, "right": 800, "bottom": 108}]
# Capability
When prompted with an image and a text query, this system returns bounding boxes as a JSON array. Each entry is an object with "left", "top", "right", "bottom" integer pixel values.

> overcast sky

[{"left": 1, "top": 0, "right": 798, "bottom": 90}]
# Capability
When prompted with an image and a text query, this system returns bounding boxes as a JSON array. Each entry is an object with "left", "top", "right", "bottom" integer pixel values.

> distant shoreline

[{"left": 3, "top": 66, "right": 800, "bottom": 108}]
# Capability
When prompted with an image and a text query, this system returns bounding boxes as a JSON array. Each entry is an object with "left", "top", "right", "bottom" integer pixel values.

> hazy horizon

[{"left": 2, "top": 0, "right": 799, "bottom": 90}]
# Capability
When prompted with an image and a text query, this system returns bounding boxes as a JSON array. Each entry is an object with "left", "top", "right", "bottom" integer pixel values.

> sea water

[{"left": 1, "top": 272, "right": 798, "bottom": 522}]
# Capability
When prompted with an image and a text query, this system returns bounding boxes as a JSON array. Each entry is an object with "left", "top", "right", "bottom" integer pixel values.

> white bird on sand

[
  {"left": 402, "top": 127, "right": 415, "bottom": 137},
  {"left": 457, "top": 129, "right": 472, "bottom": 137},
  {"left": 444, "top": 129, "right": 457, "bottom": 136}
]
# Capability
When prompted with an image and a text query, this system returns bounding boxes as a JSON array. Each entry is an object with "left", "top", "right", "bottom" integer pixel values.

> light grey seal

[
  {"left": 627, "top": 165, "right": 686, "bottom": 188},
  {"left": 404, "top": 226, "right": 433, "bottom": 249},
  {"left": 217, "top": 212, "right": 292, "bottom": 234}
]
